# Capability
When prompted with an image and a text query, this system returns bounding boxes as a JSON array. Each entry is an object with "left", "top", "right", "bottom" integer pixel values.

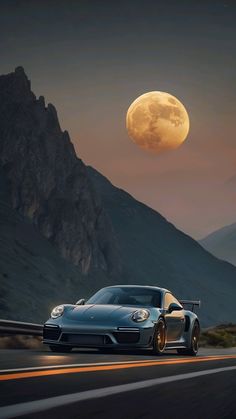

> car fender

[{"left": 182, "top": 310, "right": 200, "bottom": 347}]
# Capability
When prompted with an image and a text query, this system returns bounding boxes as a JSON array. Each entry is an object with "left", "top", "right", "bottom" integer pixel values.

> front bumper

[{"left": 43, "top": 323, "right": 154, "bottom": 348}]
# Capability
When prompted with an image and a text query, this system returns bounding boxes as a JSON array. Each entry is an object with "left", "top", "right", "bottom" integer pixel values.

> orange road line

[{"left": 1, "top": 355, "right": 236, "bottom": 382}]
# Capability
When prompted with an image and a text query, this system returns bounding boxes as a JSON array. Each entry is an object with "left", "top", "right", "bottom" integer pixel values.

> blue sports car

[{"left": 43, "top": 285, "right": 200, "bottom": 355}]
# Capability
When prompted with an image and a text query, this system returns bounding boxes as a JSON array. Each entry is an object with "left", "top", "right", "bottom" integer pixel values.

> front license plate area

[{"left": 65, "top": 334, "right": 104, "bottom": 345}]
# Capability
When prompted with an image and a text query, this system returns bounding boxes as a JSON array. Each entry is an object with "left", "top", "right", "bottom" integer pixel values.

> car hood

[{"left": 65, "top": 304, "right": 145, "bottom": 322}]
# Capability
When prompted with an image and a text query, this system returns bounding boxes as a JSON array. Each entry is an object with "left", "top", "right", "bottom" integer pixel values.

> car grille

[
  {"left": 43, "top": 325, "right": 61, "bottom": 341},
  {"left": 60, "top": 334, "right": 112, "bottom": 346},
  {"left": 113, "top": 331, "right": 140, "bottom": 344}
]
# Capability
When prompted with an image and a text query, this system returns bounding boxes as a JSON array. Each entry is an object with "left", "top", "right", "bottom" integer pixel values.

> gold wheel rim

[{"left": 157, "top": 323, "right": 165, "bottom": 351}]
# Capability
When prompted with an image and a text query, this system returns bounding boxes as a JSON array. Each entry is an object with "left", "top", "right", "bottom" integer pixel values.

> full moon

[{"left": 126, "top": 91, "right": 190, "bottom": 154}]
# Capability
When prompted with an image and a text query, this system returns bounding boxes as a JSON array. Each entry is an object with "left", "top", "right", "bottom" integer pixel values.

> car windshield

[{"left": 86, "top": 287, "right": 161, "bottom": 308}]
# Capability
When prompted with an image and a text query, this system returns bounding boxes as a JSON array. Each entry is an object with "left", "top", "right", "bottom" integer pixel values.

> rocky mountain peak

[
  {"left": 0, "top": 68, "right": 121, "bottom": 275},
  {"left": 14, "top": 66, "right": 27, "bottom": 76},
  {"left": 0, "top": 67, "right": 35, "bottom": 106}
]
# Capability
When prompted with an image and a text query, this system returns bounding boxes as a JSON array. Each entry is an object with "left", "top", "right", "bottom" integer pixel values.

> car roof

[{"left": 103, "top": 285, "right": 170, "bottom": 293}]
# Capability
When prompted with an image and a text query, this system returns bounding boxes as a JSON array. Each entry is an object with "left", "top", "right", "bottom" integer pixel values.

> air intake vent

[
  {"left": 113, "top": 331, "right": 140, "bottom": 344},
  {"left": 43, "top": 325, "right": 61, "bottom": 341}
]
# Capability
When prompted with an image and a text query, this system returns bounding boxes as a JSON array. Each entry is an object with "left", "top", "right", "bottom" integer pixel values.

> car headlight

[
  {"left": 132, "top": 309, "right": 150, "bottom": 322},
  {"left": 51, "top": 305, "right": 64, "bottom": 319}
]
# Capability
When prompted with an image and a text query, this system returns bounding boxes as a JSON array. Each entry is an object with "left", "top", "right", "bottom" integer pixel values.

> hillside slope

[{"left": 0, "top": 168, "right": 87, "bottom": 322}]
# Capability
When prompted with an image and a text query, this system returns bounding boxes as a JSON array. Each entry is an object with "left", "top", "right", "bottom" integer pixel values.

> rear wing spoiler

[{"left": 179, "top": 300, "right": 201, "bottom": 312}]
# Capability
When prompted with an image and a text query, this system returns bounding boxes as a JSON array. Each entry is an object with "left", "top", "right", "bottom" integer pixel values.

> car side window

[{"left": 164, "top": 293, "right": 181, "bottom": 310}]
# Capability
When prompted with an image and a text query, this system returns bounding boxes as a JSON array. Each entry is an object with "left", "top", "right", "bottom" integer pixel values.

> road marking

[
  {"left": 0, "top": 357, "right": 183, "bottom": 373},
  {"left": 1, "top": 355, "right": 228, "bottom": 373},
  {"left": 1, "top": 365, "right": 236, "bottom": 418},
  {"left": 1, "top": 354, "right": 235, "bottom": 375},
  {"left": 0, "top": 355, "right": 236, "bottom": 381}
]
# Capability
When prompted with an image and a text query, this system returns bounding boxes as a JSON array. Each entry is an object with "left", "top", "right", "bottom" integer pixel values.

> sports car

[{"left": 43, "top": 285, "right": 200, "bottom": 355}]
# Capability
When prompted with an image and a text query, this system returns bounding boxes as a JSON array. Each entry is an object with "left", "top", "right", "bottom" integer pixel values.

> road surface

[{"left": 0, "top": 346, "right": 236, "bottom": 418}]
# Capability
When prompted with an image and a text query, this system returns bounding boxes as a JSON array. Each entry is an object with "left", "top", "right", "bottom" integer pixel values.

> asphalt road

[{"left": 0, "top": 346, "right": 236, "bottom": 419}]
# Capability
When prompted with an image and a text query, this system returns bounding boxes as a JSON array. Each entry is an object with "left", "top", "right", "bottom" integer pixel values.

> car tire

[
  {"left": 177, "top": 321, "right": 200, "bottom": 356},
  {"left": 49, "top": 345, "right": 72, "bottom": 353},
  {"left": 153, "top": 318, "right": 166, "bottom": 355}
]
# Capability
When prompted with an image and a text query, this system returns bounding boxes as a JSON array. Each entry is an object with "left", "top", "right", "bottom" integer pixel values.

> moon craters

[{"left": 126, "top": 91, "right": 190, "bottom": 154}]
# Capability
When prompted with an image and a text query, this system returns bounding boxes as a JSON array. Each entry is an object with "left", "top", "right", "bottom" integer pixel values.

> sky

[{"left": 0, "top": 0, "right": 236, "bottom": 239}]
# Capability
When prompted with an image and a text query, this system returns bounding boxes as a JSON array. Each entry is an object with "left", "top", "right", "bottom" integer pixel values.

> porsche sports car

[{"left": 43, "top": 285, "right": 200, "bottom": 355}]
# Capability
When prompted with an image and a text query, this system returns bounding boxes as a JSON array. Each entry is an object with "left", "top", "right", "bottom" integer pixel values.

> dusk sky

[{"left": 1, "top": 0, "right": 236, "bottom": 238}]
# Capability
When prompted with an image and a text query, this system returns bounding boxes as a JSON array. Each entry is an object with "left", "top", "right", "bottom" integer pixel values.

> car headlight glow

[
  {"left": 132, "top": 309, "right": 150, "bottom": 322},
  {"left": 51, "top": 305, "right": 64, "bottom": 319}
]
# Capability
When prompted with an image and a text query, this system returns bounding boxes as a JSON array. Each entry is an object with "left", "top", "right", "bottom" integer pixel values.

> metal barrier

[{"left": 0, "top": 319, "right": 43, "bottom": 336}]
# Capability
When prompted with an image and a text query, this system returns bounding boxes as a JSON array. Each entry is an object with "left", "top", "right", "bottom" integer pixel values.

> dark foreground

[{"left": 0, "top": 347, "right": 236, "bottom": 419}]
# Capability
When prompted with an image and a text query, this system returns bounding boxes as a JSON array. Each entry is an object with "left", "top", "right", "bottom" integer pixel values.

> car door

[{"left": 163, "top": 293, "right": 185, "bottom": 342}]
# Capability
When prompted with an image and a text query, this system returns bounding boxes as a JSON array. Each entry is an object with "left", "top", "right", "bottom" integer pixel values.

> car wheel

[
  {"left": 177, "top": 321, "right": 200, "bottom": 356},
  {"left": 49, "top": 345, "right": 72, "bottom": 353},
  {"left": 153, "top": 318, "right": 166, "bottom": 355}
]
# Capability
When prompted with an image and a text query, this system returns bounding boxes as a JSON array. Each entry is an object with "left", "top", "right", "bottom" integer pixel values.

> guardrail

[{"left": 0, "top": 319, "right": 43, "bottom": 336}]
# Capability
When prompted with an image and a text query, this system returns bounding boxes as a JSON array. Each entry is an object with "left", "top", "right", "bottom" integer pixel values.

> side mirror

[
  {"left": 168, "top": 302, "right": 183, "bottom": 313},
  {"left": 76, "top": 298, "right": 85, "bottom": 305}
]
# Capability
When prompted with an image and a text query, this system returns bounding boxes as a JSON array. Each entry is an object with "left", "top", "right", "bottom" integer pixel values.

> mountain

[
  {"left": 0, "top": 67, "right": 121, "bottom": 276},
  {"left": 200, "top": 223, "right": 236, "bottom": 267},
  {"left": 0, "top": 67, "right": 121, "bottom": 322},
  {"left": 1, "top": 67, "right": 236, "bottom": 326}
]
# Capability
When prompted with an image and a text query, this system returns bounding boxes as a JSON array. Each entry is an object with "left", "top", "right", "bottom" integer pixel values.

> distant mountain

[
  {"left": 1, "top": 68, "right": 236, "bottom": 326},
  {"left": 200, "top": 223, "right": 236, "bottom": 267},
  {"left": 225, "top": 174, "right": 236, "bottom": 189}
]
